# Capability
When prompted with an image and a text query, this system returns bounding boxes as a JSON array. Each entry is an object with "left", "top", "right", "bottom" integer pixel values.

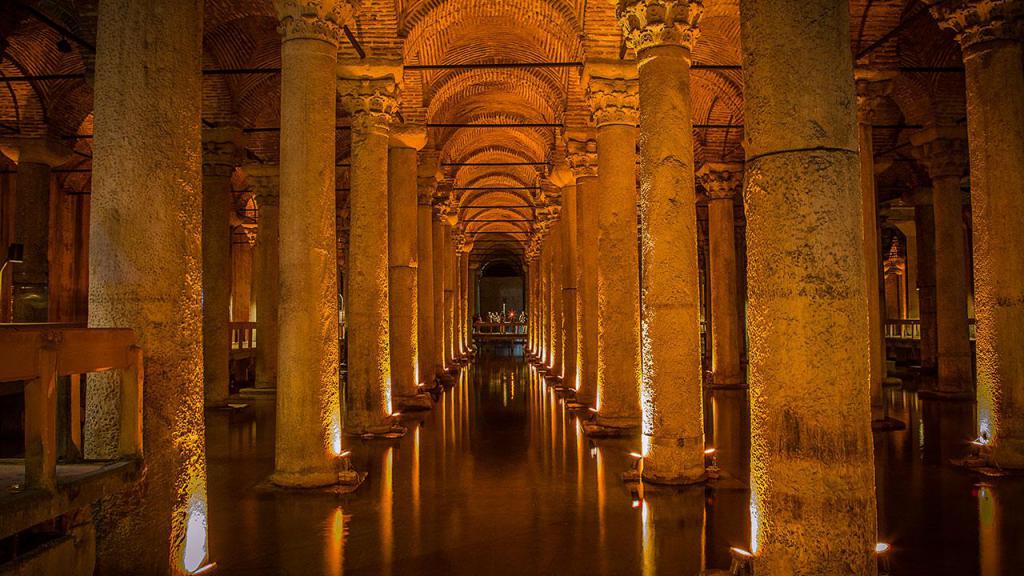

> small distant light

[
  {"left": 704, "top": 447, "right": 717, "bottom": 455},
  {"left": 971, "top": 436, "right": 988, "bottom": 446},
  {"left": 190, "top": 564, "right": 217, "bottom": 575},
  {"left": 392, "top": 411, "right": 402, "bottom": 417},
  {"left": 631, "top": 488, "right": 642, "bottom": 509},
  {"left": 588, "top": 407, "right": 599, "bottom": 413},
  {"left": 728, "top": 547, "right": 754, "bottom": 576},
  {"left": 631, "top": 499, "right": 641, "bottom": 509},
  {"left": 628, "top": 452, "right": 643, "bottom": 459},
  {"left": 875, "top": 542, "right": 891, "bottom": 554},
  {"left": 338, "top": 450, "right": 351, "bottom": 458},
  {"left": 730, "top": 547, "right": 753, "bottom": 558}
]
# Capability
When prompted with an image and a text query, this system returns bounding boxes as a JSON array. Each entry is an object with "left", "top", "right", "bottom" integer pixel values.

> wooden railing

[
  {"left": 884, "top": 318, "right": 977, "bottom": 341},
  {"left": 473, "top": 321, "right": 528, "bottom": 335},
  {"left": 0, "top": 325, "right": 143, "bottom": 492},
  {"left": 230, "top": 321, "right": 256, "bottom": 350}
]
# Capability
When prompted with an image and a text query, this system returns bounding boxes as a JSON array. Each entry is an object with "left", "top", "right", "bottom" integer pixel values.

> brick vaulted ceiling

[{"left": 0, "top": 0, "right": 967, "bottom": 263}]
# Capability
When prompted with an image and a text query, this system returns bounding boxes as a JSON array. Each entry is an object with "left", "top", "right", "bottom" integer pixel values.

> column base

[
  {"left": 394, "top": 393, "right": 434, "bottom": 412},
  {"left": 565, "top": 400, "right": 592, "bottom": 413},
  {"left": 636, "top": 436, "right": 707, "bottom": 485},
  {"left": 268, "top": 460, "right": 364, "bottom": 490},
  {"left": 346, "top": 421, "right": 408, "bottom": 440},
  {"left": 583, "top": 415, "right": 639, "bottom": 438}
]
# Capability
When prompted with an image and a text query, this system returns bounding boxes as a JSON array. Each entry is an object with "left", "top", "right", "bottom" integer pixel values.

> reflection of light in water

[
  {"left": 575, "top": 418, "right": 585, "bottom": 506},
  {"left": 978, "top": 484, "right": 1000, "bottom": 576},
  {"left": 326, "top": 507, "right": 345, "bottom": 576},
  {"left": 413, "top": 426, "right": 422, "bottom": 556},
  {"left": 642, "top": 500, "right": 655, "bottom": 576},
  {"left": 382, "top": 447, "right": 394, "bottom": 574},
  {"left": 596, "top": 448, "right": 607, "bottom": 571},
  {"left": 183, "top": 494, "right": 208, "bottom": 573}
]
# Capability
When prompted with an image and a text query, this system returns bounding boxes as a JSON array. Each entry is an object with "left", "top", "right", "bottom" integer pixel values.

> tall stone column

[
  {"left": 339, "top": 63, "right": 402, "bottom": 434},
  {"left": 443, "top": 223, "right": 456, "bottom": 367},
  {"left": 620, "top": 1, "right": 705, "bottom": 483},
  {"left": 548, "top": 218, "right": 564, "bottom": 378},
  {"left": 856, "top": 74, "right": 896, "bottom": 418},
  {"left": 583, "top": 61, "right": 641, "bottom": 434},
  {"left": 388, "top": 124, "right": 429, "bottom": 410},
  {"left": 432, "top": 212, "right": 448, "bottom": 374},
  {"left": 892, "top": 218, "right": 920, "bottom": 320},
  {"left": 417, "top": 159, "right": 440, "bottom": 387},
  {"left": 87, "top": 0, "right": 210, "bottom": 571},
  {"left": 567, "top": 133, "right": 599, "bottom": 404},
  {"left": 554, "top": 168, "right": 578, "bottom": 387},
  {"left": 928, "top": 0, "right": 1024, "bottom": 467},
  {"left": 912, "top": 130, "right": 972, "bottom": 398},
  {"left": 201, "top": 127, "right": 243, "bottom": 406},
  {"left": 272, "top": 1, "right": 352, "bottom": 487},
  {"left": 907, "top": 188, "right": 939, "bottom": 372},
  {"left": 698, "top": 164, "right": 744, "bottom": 386},
  {"left": 739, "top": 0, "right": 877, "bottom": 572},
  {"left": 246, "top": 165, "right": 280, "bottom": 390},
  {"left": 231, "top": 238, "right": 254, "bottom": 322},
  {"left": 539, "top": 236, "right": 552, "bottom": 367},
  {"left": 460, "top": 246, "right": 473, "bottom": 354},
  {"left": 527, "top": 254, "right": 539, "bottom": 356},
  {"left": 0, "top": 137, "right": 71, "bottom": 322}
]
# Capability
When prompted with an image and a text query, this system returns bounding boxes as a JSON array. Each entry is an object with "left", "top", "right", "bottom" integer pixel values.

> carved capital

[
  {"left": 583, "top": 61, "right": 640, "bottom": 127},
  {"left": 390, "top": 123, "right": 427, "bottom": 150},
  {"left": 244, "top": 164, "right": 280, "bottom": 207},
  {"left": 854, "top": 69, "right": 895, "bottom": 124},
  {"left": 697, "top": 162, "right": 743, "bottom": 201},
  {"left": 619, "top": 0, "right": 703, "bottom": 54},
  {"left": 203, "top": 126, "right": 244, "bottom": 178},
  {"left": 0, "top": 135, "right": 73, "bottom": 167},
  {"left": 274, "top": 0, "right": 352, "bottom": 44},
  {"left": 911, "top": 127, "right": 969, "bottom": 180},
  {"left": 565, "top": 131, "right": 598, "bottom": 178},
  {"left": 339, "top": 75, "right": 400, "bottom": 136},
  {"left": 925, "top": 0, "right": 1024, "bottom": 52}
]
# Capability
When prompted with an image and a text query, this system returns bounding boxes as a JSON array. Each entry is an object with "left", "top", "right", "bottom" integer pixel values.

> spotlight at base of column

[{"left": 269, "top": 451, "right": 364, "bottom": 490}]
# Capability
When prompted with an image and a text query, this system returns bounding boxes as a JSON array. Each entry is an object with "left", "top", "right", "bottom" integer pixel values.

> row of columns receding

[{"left": 8, "top": 0, "right": 1018, "bottom": 573}]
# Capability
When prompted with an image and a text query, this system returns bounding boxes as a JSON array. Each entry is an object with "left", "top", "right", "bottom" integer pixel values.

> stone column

[
  {"left": 0, "top": 137, "right": 71, "bottom": 322},
  {"left": 583, "top": 61, "right": 641, "bottom": 434},
  {"left": 443, "top": 223, "right": 456, "bottom": 367},
  {"left": 527, "top": 254, "right": 539, "bottom": 356},
  {"left": 87, "top": 0, "right": 209, "bottom": 571},
  {"left": 339, "top": 63, "right": 402, "bottom": 434},
  {"left": 388, "top": 124, "right": 429, "bottom": 410},
  {"left": 912, "top": 129, "right": 972, "bottom": 398},
  {"left": 548, "top": 217, "right": 564, "bottom": 378},
  {"left": 246, "top": 165, "right": 280, "bottom": 390},
  {"left": 907, "top": 188, "right": 939, "bottom": 372},
  {"left": 892, "top": 218, "right": 920, "bottom": 320},
  {"left": 927, "top": 0, "right": 1024, "bottom": 467},
  {"left": 567, "top": 133, "right": 599, "bottom": 405},
  {"left": 201, "top": 127, "right": 243, "bottom": 406},
  {"left": 272, "top": 1, "right": 352, "bottom": 487},
  {"left": 432, "top": 213, "right": 449, "bottom": 375},
  {"left": 539, "top": 236, "right": 552, "bottom": 367},
  {"left": 856, "top": 74, "right": 895, "bottom": 418},
  {"left": 231, "top": 238, "right": 254, "bottom": 322},
  {"left": 417, "top": 159, "right": 440, "bottom": 388},
  {"left": 739, "top": 0, "right": 877, "bottom": 572},
  {"left": 621, "top": 1, "right": 705, "bottom": 483},
  {"left": 698, "top": 164, "right": 744, "bottom": 387},
  {"left": 460, "top": 246, "right": 473, "bottom": 354},
  {"left": 553, "top": 168, "right": 578, "bottom": 388}
]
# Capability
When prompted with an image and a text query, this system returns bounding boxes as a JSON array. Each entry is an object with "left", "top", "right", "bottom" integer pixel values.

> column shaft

[
  {"left": 914, "top": 200, "right": 939, "bottom": 371},
  {"left": 740, "top": 0, "right": 877, "bottom": 571},
  {"left": 576, "top": 174, "right": 599, "bottom": 404},
  {"left": 388, "top": 145, "right": 420, "bottom": 404},
  {"left": 703, "top": 167, "right": 744, "bottom": 386},
  {"left": 201, "top": 156, "right": 235, "bottom": 406},
  {"left": 561, "top": 182, "right": 579, "bottom": 387},
  {"left": 87, "top": 0, "right": 208, "bottom": 571},
  {"left": 433, "top": 217, "right": 447, "bottom": 372},
  {"left": 859, "top": 120, "right": 886, "bottom": 412},
  {"left": 12, "top": 162, "right": 51, "bottom": 322},
  {"left": 443, "top": 226, "right": 455, "bottom": 366},
  {"left": 417, "top": 199, "right": 435, "bottom": 386},
  {"left": 549, "top": 224, "right": 564, "bottom": 376},
  {"left": 250, "top": 168, "right": 280, "bottom": 390},
  {"left": 274, "top": 22, "right": 342, "bottom": 484},
  {"left": 231, "top": 240, "right": 254, "bottom": 322}
]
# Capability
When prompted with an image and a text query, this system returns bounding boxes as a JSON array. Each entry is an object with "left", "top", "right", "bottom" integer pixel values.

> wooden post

[
  {"left": 25, "top": 344, "right": 57, "bottom": 491},
  {"left": 119, "top": 345, "right": 144, "bottom": 459}
]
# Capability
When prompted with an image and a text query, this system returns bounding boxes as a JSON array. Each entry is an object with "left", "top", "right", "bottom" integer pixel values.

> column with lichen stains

[
  {"left": 339, "top": 63, "right": 403, "bottom": 435},
  {"left": 86, "top": 0, "right": 211, "bottom": 571},
  {"left": 583, "top": 61, "right": 641, "bottom": 434},
  {"left": 620, "top": 0, "right": 705, "bottom": 483},
  {"left": 739, "top": 0, "right": 877, "bottom": 572},
  {"left": 926, "top": 0, "right": 1024, "bottom": 467}
]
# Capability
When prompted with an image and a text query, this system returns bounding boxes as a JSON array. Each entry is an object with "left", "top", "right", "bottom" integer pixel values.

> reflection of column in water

[
  {"left": 325, "top": 507, "right": 345, "bottom": 576},
  {"left": 412, "top": 425, "right": 421, "bottom": 557},
  {"left": 575, "top": 419, "right": 585, "bottom": 507},
  {"left": 642, "top": 500, "right": 655, "bottom": 576},
  {"left": 595, "top": 448, "right": 608, "bottom": 574},
  {"left": 642, "top": 488, "right": 706, "bottom": 576},
  {"left": 381, "top": 446, "right": 394, "bottom": 575},
  {"left": 978, "top": 483, "right": 1000, "bottom": 576}
]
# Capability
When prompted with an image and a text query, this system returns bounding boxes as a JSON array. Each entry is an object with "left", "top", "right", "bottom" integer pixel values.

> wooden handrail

[
  {"left": 0, "top": 325, "right": 143, "bottom": 492},
  {"left": 229, "top": 321, "right": 257, "bottom": 350}
]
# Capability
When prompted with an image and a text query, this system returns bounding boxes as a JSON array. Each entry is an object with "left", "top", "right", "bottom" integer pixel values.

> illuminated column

[
  {"left": 912, "top": 130, "right": 972, "bottom": 398},
  {"left": 449, "top": 229, "right": 462, "bottom": 360},
  {"left": 460, "top": 246, "right": 473, "bottom": 354},
  {"left": 927, "top": 0, "right": 1024, "bottom": 466},
  {"left": 698, "top": 163, "right": 744, "bottom": 387},
  {"left": 548, "top": 215, "right": 564, "bottom": 377},
  {"left": 0, "top": 137, "right": 71, "bottom": 322},
  {"left": 443, "top": 224, "right": 456, "bottom": 366},
  {"left": 540, "top": 234, "right": 552, "bottom": 367},
  {"left": 554, "top": 168, "right": 579, "bottom": 386},
  {"left": 387, "top": 124, "right": 429, "bottom": 410},
  {"left": 246, "top": 164, "right": 280, "bottom": 390},
  {"left": 432, "top": 211, "right": 448, "bottom": 374},
  {"left": 87, "top": 0, "right": 210, "bottom": 570},
  {"left": 272, "top": 1, "right": 352, "bottom": 486},
  {"left": 739, "top": 0, "right": 877, "bottom": 571},
  {"left": 907, "top": 188, "right": 939, "bottom": 372},
  {"left": 567, "top": 133, "right": 599, "bottom": 404},
  {"left": 892, "top": 218, "right": 920, "bottom": 320},
  {"left": 201, "top": 127, "right": 243, "bottom": 406},
  {"left": 583, "top": 61, "right": 641, "bottom": 433},
  {"left": 856, "top": 74, "right": 894, "bottom": 418},
  {"left": 339, "top": 63, "right": 401, "bottom": 433},
  {"left": 231, "top": 238, "right": 254, "bottom": 322},
  {"left": 621, "top": 1, "right": 705, "bottom": 482},
  {"left": 417, "top": 158, "right": 440, "bottom": 387}
]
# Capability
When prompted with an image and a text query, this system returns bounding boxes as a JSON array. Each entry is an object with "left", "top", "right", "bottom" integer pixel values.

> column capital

[
  {"left": 202, "top": 126, "right": 245, "bottom": 178},
  {"left": 417, "top": 148, "right": 442, "bottom": 204},
  {"left": 338, "top": 62, "right": 402, "bottom": 135},
  {"left": 583, "top": 60, "right": 640, "bottom": 128},
  {"left": 390, "top": 123, "right": 427, "bottom": 150},
  {"left": 0, "top": 135, "right": 73, "bottom": 167},
  {"left": 244, "top": 163, "right": 280, "bottom": 207},
  {"left": 618, "top": 0, "right": 703, "bottom": 54},
  {"left": 697, "top": 162, "right": 743, "bottom": 201},
  {"left": 274, "top": 0, "right": 353, "bottom": 44},
  {"left": 911, "top": 127, "right": 969, "bottom": 180},
  {"left": 924, "top": 0, "right": 1024, "bottom": 52},
  {"left": 565, "top": 130, "right": 598, "bottom": 178},
  {"left": 854, "top": 69, "right": 896, "bottom": 124}
]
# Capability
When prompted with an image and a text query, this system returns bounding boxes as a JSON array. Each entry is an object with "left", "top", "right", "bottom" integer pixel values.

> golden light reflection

[
  {"left": 642, "top": 500, "right": 655, "bottom": 576},
  {"left": 978, "top": 484, "right": 1000, "bottom": 576},
  {"left": 381, "top": 446, "right": 394, "bottom": 574},
  {"left": 325, "top": 507, "right": 345, "bottom": 576}
]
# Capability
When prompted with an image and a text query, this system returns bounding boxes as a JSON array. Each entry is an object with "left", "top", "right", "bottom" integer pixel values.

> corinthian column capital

[
  {"left": 202, "top": 126, "right": 245, "bottom": 178},
  {"left": 583, "top": 60, "right": 639, "bottom": 127},
  {"left": 924, "top": 0, "right": 1024, "bottom": 52},
  {"left": 565, "top": 130, "right": 598, "bottom": 179},
  {"left": 274, "top": 0, "right": 353, "bottom": 44},
  {"left": 697, "top": 162, "right": 743, "bottom": 201},
  {"left": 338, "top": 62, "right": 402, "bottom": 135},
  {"left": 854, "top": 69, "right": 896, "bottom": 124},
  {"left": 618, "top": 0, "right": 703, "bottom": 54},
  {"left": 911, "top": 127, "right": 969, "bottom": 181}
]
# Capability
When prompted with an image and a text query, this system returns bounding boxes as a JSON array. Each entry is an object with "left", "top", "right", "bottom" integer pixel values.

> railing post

[
  {"left": 25, "top": 343, "right": 58, "bottom": 491},
  {"left": 119, "top": 344, "right": 144, "bottom": 459}
]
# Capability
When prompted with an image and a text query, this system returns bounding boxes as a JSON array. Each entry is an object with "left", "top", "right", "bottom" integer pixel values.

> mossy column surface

[{"left": 739, "top": 0, "right": 877, "bottom": 572}]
